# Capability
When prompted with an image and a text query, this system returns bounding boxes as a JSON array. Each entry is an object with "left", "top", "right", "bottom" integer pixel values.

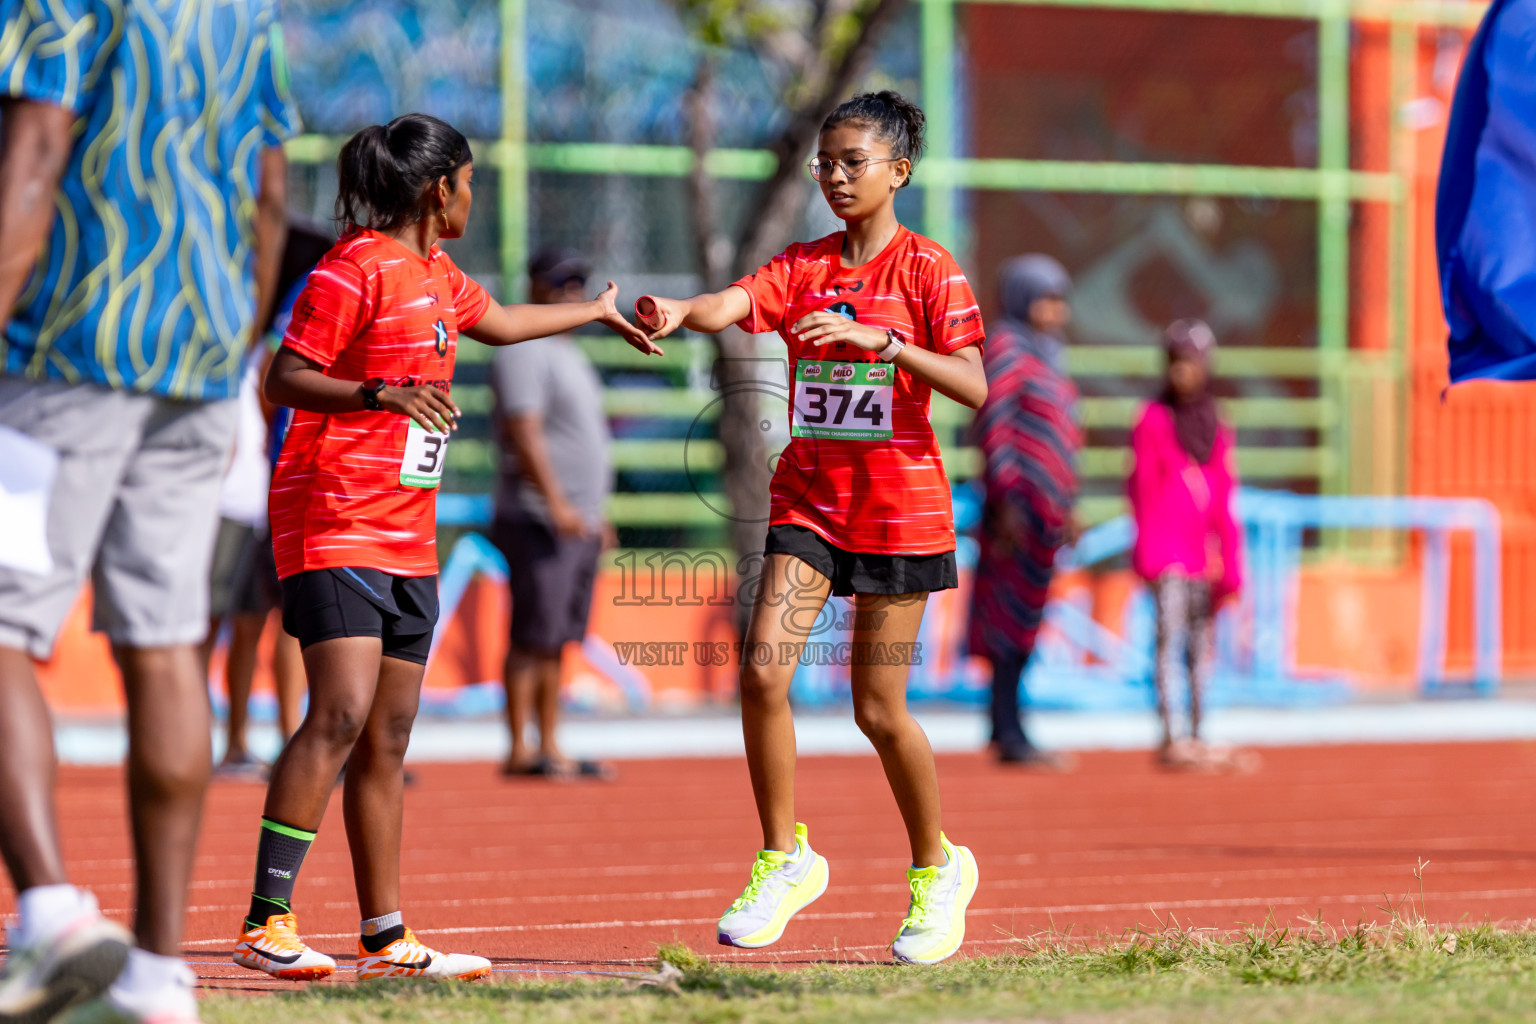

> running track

[{"left": 6, "top": 741, "right": 1536, "bottom": 991}]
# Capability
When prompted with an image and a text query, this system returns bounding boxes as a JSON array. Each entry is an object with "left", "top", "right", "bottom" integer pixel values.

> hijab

[
  {"left": 997, "top": 254, "right": 1072, "bottom": 375},
  {"left": 1158, "top": 318, "right": 1220, "bottom": 465}
]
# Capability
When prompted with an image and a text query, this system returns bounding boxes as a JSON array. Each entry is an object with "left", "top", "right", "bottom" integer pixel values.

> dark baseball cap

[{"left": 528, "top": 247, "right": 591, "bottom": 288}]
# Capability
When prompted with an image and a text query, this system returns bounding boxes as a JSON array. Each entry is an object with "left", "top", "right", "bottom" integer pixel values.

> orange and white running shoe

[
  {"left": 232, "top": 914, "right": 336, "bottom": 981},
  {"left": 355, "top": 928, "right": 490, "bottom": 982}
]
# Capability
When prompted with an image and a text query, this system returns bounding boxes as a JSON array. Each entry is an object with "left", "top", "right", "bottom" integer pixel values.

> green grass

[{"left": 201, "top": 918, "right": 1536, "bottom": 1024}]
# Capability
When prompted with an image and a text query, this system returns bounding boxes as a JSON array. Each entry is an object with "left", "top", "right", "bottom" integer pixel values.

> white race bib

[
  {"left": 791, "top": 360, "right": 894, "bottom": 441},
  {"left": 399, "top": 421, "right": 449, "bottom": 488}
]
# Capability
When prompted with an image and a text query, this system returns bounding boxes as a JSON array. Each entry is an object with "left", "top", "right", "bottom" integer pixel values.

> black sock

[
  {"left": 245, "top": 817, "right": 315, "bottom": 929},
  {"left": 360, "top": 925, "right": 407, "bottom": 954}
]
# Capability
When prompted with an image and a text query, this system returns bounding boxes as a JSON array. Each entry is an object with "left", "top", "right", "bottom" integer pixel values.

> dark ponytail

[
  {"left": 822, "top": 91, "right": 927, "bottom": 186},
  {"left": 334, "top": 114, "right": 473, "bottom": 233}
]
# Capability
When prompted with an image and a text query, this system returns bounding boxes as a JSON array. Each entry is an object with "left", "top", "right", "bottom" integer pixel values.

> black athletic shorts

[
  {"left": 280, "top": 567, "right": 439, "bottom": 665},
  {"left": 491, "top": 516, "right": 602, "bottom": 655},
  {"left": 764, "top": 524, "right": 958, "bottom": 597}
]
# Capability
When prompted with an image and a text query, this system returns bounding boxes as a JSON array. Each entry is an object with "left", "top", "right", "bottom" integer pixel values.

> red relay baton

[{"left": 634, "top": 296, "right": 662, "bottom": 330}]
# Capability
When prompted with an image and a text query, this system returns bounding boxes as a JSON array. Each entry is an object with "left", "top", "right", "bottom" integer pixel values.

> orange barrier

[{"left": 39, "top": 553, "right": 1446, "bottom": 717}]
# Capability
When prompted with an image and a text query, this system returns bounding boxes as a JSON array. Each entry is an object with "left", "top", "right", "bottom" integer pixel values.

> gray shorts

[
  {"left": 208, "top": 518, "right": 279, "bottom": 620},
  {"left": 490, "top": 516, "right": 602, "bottom": 655},
  {"left": 0, "top": 377, "right": 236, "bottom": 658}
]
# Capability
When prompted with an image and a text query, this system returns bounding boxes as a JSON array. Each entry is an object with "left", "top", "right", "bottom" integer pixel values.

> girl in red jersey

[
  {"left": 231, "top": 114, "right": 657, "bottom": 983},
  {"left": 638, "top": 92, "right": 987, "bottom": 965}
]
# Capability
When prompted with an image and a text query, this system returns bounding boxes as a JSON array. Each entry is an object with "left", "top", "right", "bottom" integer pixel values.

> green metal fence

[{"left": 284, "top": 0, "right": 1485, "bottom": 534}]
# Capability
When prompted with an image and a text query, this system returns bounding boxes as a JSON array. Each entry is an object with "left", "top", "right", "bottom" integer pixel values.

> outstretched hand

[
  {"left": 635, "top": 295, "right": 690, "bottom": 341},
  {"left": 594, "top": 281, "right": 664, "bottom": 355}
]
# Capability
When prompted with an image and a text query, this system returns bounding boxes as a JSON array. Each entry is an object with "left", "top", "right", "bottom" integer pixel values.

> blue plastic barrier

[{"left": 1233, "top": 490, "right": 1502, "bottom": 695}]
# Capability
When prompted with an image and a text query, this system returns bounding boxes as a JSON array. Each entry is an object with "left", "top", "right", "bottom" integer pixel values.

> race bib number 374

[
  {"left": 400, "top": 420, "right": 449, "bottom": 488},
  {"left": 792, "top": 360, "right": 894, "bottom": 441}
]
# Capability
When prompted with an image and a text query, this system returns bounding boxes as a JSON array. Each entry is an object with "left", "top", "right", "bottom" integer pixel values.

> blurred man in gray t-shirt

[{"left": 488, "top": 248, "right": 614, "bottom": 779}]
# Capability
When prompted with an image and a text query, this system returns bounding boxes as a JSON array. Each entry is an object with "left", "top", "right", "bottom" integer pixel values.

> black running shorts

[
  {"left": 764, "top": 524, "right": 958, "bottom": 597},
  {"left": 280, "top": 567, "right": 439, "bottom": 665}
]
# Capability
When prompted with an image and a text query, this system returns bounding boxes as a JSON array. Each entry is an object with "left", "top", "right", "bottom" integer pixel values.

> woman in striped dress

[{"left": 968, "top": 255, "right": 1081, "bottom": 767}]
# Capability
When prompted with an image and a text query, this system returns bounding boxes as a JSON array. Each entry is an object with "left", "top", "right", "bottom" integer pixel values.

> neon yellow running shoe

[
  {"left": 891, "top": 833, "right": 979, "bottom": 965},
  {"left": 717, "top": 823, "right": 830, "bottom": 948}
]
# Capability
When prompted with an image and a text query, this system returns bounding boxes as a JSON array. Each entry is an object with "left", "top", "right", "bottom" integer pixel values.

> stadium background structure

[
  {"left": 280, "top": 0, "right": 1480, "bottom": 521},
  {"left": 44, "top": 0, "right": 1536, "bottom": 715}
]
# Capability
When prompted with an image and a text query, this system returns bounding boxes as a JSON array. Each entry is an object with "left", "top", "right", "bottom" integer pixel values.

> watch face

[{"left": 362, "top": 378, "right": 385, "bottom": 409}]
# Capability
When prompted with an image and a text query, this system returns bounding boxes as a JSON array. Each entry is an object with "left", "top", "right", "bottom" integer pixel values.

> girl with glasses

[{"left": 636, "top": 91, "right": 987, "bottom": 965}]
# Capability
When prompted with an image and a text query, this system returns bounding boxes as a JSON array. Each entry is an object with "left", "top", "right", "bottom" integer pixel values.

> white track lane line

[{"left": 172, "top": 886, "right": 1536, "bottom": 948}]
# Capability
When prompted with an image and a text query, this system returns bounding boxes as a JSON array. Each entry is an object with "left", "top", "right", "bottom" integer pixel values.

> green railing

[{"left": 284, "top": 0, "right": 1484, "bottom": 532}]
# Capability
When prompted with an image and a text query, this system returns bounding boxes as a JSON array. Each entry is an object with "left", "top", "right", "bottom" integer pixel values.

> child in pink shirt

[{"left": 1127, "top": 320, "right": 1244, "bottom": 770}]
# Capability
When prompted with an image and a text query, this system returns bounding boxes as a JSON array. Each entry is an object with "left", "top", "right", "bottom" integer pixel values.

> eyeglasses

[{"left": 807, "top": 156, "right": 899, "bottom": 181}]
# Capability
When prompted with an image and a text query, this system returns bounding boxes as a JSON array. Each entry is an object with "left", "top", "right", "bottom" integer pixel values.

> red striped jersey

[
  {"left": 733, "top": 226, "right": 984, "bottom": 555},
  {"left": 269, "top": 230, "right": 492, "bottom": 579}
]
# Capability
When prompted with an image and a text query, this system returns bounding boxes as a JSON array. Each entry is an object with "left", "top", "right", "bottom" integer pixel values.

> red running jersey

[
  {"left": 269, "top": 230, "right": 492, "bottom": 579},
  {"left": 733, "top": 226, "right": 984, "bottom": 555}
]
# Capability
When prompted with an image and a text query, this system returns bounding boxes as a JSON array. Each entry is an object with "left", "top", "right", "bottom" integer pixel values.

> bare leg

[
  {"left": 117, "top": 644, "right": 212, "bottom": 955},
  {"left": 848, "top": 594, "right": 945, "bottom": 868},
  {"left": 0, "top": 646, "right": 67, "bottom": 891},
  {"left": 343, "top": 656, "right": 423, "bottom": 919},
  {"left": 262, "top": 637, "right": 381, "bottom": 831},
  {"left": 221, "top": 613, "right": 266, "bottom": 762},
  {"left": 534, "top": 652, "right": 564, "bottom": 760},
  {"left": 271, "top": 627, "right": 305, "bottom": 741},
  {"left": 501, "top": 648, "right": 536, "bottom": 768},
  {"left": 738, "top": 555, "right": 831, "bottom": 854}
]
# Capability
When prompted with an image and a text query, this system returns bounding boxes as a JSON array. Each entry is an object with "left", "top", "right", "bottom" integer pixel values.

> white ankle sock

[
  {"left": 109, "top": 948, "right": 194, "bottom": 1013},
  {"left": 15, "top": 884, "right": 90, "bottom": 947},
  {"left": 361, "top": 911, "right": 403, "bottom": 936}
]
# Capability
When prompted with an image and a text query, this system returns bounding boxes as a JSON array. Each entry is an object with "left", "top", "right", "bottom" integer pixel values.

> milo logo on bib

[{"left": 792, "top": 359, "right": 894, "bottom": 441}]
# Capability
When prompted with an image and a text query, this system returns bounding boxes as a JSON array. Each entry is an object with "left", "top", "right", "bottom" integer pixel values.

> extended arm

[
  {"left": 464, "top": 281, "right": 661, "bottom": 354},
  {"left": 635, "top": 286, "right": 753, "bottom": 338},
  {"left": 0, "top": 99, "right": 75, "bottom": 336}
]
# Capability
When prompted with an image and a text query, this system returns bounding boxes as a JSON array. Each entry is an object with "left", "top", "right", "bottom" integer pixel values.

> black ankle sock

[
  {"left": 360, "top": 924, "right": 406, "bottom": 954},
  {"left": 245, "top": 817, "right": 315, "bottom": 929},
  {"left": 246, "top": 893, "right": 292, "bottom": 929}
]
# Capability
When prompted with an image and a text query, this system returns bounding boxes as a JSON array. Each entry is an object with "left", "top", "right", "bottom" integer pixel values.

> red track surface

[{"left": 6, "top": 741, "right": 1536, "bottom": 993}]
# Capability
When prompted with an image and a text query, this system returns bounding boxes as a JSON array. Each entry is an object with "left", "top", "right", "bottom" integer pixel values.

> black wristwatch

[{"left": 360, "top": 377, "right": 386, "bottom": 411}]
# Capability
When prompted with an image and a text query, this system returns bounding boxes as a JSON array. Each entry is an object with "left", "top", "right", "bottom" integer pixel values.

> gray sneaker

[
  {"left": 717, "top": 823, "right": 829, "bottom": 948},
  {"left": 891, "top": 833, "right": 979, "bottom": 965},
  {"left": 0, "top": 893, "right": 133, "bottom": 1024}
]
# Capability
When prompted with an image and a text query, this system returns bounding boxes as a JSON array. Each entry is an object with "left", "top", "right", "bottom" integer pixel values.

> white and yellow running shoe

[
  {"left": 890, "top": 833, "right": 979, "bottom": 965},
  {"left": 232, "top": 914, "right": 336, "bottom": 981},
  {"left": 717, "top": 822, "right": 830, "bottom": 948},
  {"left": 355, "top": 929, "right": 490, "bottom": 982}
]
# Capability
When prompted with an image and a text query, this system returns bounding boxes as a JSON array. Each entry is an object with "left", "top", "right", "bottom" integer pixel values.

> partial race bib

[
  {"left": 791, "top": 360, "right": 894, "bottom": 441},
  {"left": 400, "top": 420, "right": 449, "bottom": 488}
]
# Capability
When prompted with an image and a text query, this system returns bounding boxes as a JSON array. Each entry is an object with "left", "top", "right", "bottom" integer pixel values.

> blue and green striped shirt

[{"left": 0, "top": 0, "right": 300, "bottom": 401}]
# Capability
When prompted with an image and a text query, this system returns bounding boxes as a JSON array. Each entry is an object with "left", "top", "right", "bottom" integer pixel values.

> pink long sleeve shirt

[{"left": 1126, "top": 401, "right": 1243, "bottom": 603}]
